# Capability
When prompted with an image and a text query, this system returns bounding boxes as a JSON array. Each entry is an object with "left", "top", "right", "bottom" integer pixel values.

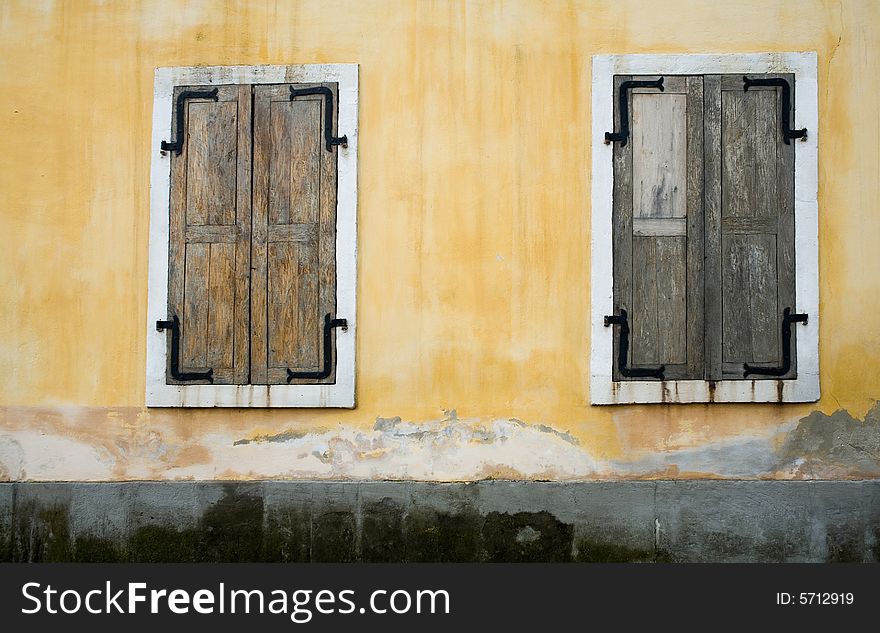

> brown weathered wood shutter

[
  {"left": 705, "top": 74, "right": 797, "bottom": 380},
  {"left": 612, "top": 75, "right": 705, "bottom": 380},
  {"left": 166, "top": 85, "right": 252, "bottom": 384},
  {"left": 252, "top": 84, "right": 339, "bottom": 385}
]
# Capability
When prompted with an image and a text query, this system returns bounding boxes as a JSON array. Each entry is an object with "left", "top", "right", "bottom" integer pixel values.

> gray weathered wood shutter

[
  {"left": 611, "top": 73, "right": 798, "bottom": 383},
  {"left": 252, "top": 83, "right": 339, "bottom": 385},
  {"left": 705, "top": 74, "right": 797, "bottom": 380},
  {"left": 612, "top": 75, "right": 705, "bottom": 380},
  {"left": 166, "top": 85, "right": 252, "bottom": 384}
]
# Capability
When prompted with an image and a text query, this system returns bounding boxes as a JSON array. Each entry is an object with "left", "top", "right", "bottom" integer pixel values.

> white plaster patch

[
  {"left": 164, "top": 415, "right": 602, "bottom": 481},
  {"left": 0, "top": 432, "right": 114, "bottom": 481}
]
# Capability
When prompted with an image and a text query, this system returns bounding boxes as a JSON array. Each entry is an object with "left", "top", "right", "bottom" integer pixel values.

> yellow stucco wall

[{"left": 1, "top": 0, "right": 878, "bottom": 480}]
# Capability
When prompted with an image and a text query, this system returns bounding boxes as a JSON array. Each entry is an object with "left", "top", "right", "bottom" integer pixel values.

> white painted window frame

[
  {"left": 146, "top": 64, "right": 358, "bottom": 407},
  {"left": 590, "top": 53, "right": 819, "bottom": 404}
]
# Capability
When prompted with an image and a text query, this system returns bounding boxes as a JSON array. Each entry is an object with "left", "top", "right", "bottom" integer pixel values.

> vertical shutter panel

[
  {"left": 612, "top": 75, "right": 704, "bottom": 380},
  {"left": 705, "top": 74, "right": 797, "bottom": 379},
  {"left": 167, "top": 85, "right": 252, "bottom": 384},
  {"left": 252, "top": 83, "right": 339, "bottom": 385}
]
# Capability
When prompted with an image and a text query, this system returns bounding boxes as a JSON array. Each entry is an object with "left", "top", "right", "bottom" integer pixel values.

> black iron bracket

[
  {"left": 287, "top": 313, "right": 348, "bottom": 382},
  {"left": 743, "top": 76, "right": 807, "bottom": 144},
  {"left": 289, "top": 86, "right": 348, "bottom": 152},
  {"left": 604, "top": 309, "right": 666, "bottom": 379},
  {"left": 604, "top": 77, "right": 665, "bottom": 146},
  {"left": 743, "top": 308, "right": 808, "bottom": 378},
  {"left": 160, "top": 88, "right": 219, "bottom": 155},
  {"left": 156, "top": 315, "right": 214, "bottom": 382}
]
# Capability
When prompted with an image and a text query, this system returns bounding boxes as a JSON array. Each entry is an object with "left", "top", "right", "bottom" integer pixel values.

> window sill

[
  {"left": 589, "top": 375, "right": 819, "bottom": 405},
  {"left": 145, "top": 381, "right": 356, "bottom": 408}
]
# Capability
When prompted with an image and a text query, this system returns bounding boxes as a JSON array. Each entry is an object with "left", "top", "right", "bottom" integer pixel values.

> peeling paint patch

[
  {"left": 1, "top": 405, "right": 880, "bottom": 481},
  {"left": 612, "top": 403, "right": 880, "bottom": 479},
  {"left": 173, "top": 415, "right": 600, "bottom": 481},
  {"left": 773, "top": 404, "right": 880, "bottom": 478},
  {"left": 0, "top": 432, "right": 113, "bottom": 481},
  {"left": 233, "top": 429, "right": 316, "bottom": 446}
]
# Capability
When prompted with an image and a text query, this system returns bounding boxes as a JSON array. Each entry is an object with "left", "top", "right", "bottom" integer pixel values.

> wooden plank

[
  {"left": 720, "top": 216, "right": 776, "bottom": 234},
  {"left": 747, "top": 235, "right": 778, "bottom": 362},
  {"left": 721, "top": 88, "right": 755, "bottom": 222},
  {"left": 632, "top": 218, "right": 687, "bottom": 236},
  {"left": 631, "top": 237, "right": 658, "bottom": 366},
  {"left": 720, "top": 75, "right": 776, "bottom": 91},
  {"left": 251, "top": 86, "right": 271, "bottom": 384},
  {"left": 632, "top": 75, "right": 687, "bottom": 93},
  {"left": 721, "top": 234, "right": 777, "bottom": 364},
  {"left": 232, "top": 84, "right": 253, "bottom": 385},
  {"left": 721, "top": 89, "right": 778, "bottom": 223},
  {"left": 657, "top": 237, "right": 687, "bottom": 365},
  {"left": 703, "top": 75, "right": 723, "bottom": 381},
  {"left": 267, "top": 223, "right": 319, "bottom": 243},
  {"left": 289, "top": 99, "right": 322, "bottom": 224},
  {"left": 684, "top": 75, "right": 705, "bottom": 379},
  {"left": 268, "top": 242, "right": 320, "bottom": 369},
  {"left": 754, "top": 89, "right": 779, "bottom": 224},
  {"left": 182, "top": 243, "right": 209, "bottom": 368},
  {"left": 268, "top": 101, "right": 292, "bottom": 226},
  {"left": 206, "top": 242, "right": 235, "bottom": 368},
  {"left": 631, "top": 237, "right": 686, "bottom": 366},
  {"left": 185, "top": 225, "right": 239, "bottom": 243},
  {"left": 185, "top": 100, "right": 238, "bottom": 226},
  {"left": 632, "top": 93, "right": 687, "bottom": 219}
]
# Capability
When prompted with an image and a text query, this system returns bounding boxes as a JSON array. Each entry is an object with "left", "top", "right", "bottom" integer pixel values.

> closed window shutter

[
  {"left": 704, "top": 74, "right": 797, "bottom": 380},
  {"left": 612, "top": 75, "right": 705, "bottom": 380},
  {"left": 166, "top": 85, "right": 252, "bottom": 384},
  {"left": 252, "top": 83, "right": 339, "bottom": 385}
]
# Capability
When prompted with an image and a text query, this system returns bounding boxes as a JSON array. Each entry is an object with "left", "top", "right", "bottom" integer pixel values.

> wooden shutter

[
  {"left": 704, "top": 74, "right": 796, "bottom": 380},
  {"left": 612, "top": 75, "right": 705, "bottom": 380},
  {"left": 166, "top": 85, "right": 252, "bottom": 384},
  {"left": 252, "top": 83, "right": 339, "bottom": 385}
]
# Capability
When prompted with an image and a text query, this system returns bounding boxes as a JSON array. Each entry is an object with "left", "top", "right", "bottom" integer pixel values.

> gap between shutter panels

[
  {"left": 608, "top": 74, "right": 803, "bottom": 382},
  {"left": 161, "top": 82, "right": 345, "bottom": 387}
]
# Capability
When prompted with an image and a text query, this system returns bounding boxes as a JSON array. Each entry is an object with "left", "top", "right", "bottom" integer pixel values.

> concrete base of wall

[{"left": 1, "top": 481, "right": 878, "bottom": 562}]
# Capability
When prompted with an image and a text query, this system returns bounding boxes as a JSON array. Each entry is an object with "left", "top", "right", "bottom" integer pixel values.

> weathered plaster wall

[{"left": 1, "top": 0, "right": 878, "bottom": 481}]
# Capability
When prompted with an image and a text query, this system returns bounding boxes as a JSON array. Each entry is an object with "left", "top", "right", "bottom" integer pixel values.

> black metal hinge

[
  {"left": 604, "top": 77, "right": 665, "bottom": 146},
  {"left": 743, "top": 76, "right": 807, "bottom": 144},
  {"left": 743, "top": 308, "right": 808, "bottom": 378},
  {"left": 287, "top": 313, "right": 348, "bottom": 382},
  {"left": 604, "top": 309, "right": 665, "bottom": 379},
  {"left": 289, "top": 86, "right": 348, "bottom": 152},
  {"left": 160, "top": 88, "right": 220, "bottom": 155},
  {"left": 156, "top": 315, "right": 214, "bottom": 382}
]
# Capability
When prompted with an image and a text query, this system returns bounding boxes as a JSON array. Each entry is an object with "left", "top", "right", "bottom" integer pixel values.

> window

[
  {"left": 146, "top": 65, "right": 358, "bottom": 407},
  {"left": 590, "top": 54, "right": 818, "bottom": 404}
]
